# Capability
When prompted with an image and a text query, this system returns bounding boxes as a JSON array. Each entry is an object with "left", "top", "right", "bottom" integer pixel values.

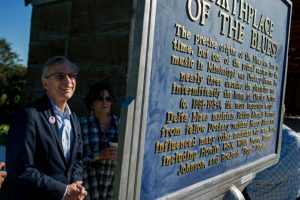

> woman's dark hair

[{"left": 84, "top": 82, "right": 115, "bottom": 112}]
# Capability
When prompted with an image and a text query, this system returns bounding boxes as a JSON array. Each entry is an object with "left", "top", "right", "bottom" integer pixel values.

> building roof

[{"left": 24, "top": 0, "right": 59, "bottom": 6}]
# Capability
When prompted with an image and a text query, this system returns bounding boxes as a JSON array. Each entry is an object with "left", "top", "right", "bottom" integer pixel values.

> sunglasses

[
  {"left": 96, "top": 96, "right": 112, "bottom": 102},
  {"left": 45, "top": 72, "right": 78, "bottom": 80}
]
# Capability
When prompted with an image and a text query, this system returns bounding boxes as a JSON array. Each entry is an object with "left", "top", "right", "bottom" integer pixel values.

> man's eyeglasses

[
  {"left": 45, "top": 72, "right": 78, "bottom": 80},
  {"left": 96, "top": 96, "right": 112, "bottom": 102}
]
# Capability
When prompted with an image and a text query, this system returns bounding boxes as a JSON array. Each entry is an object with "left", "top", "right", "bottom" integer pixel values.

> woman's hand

[{"left": 94, "top": 147, "right": 117, "bottom": 161}]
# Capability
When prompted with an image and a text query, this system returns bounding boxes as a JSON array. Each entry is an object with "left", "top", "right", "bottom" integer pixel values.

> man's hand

[
  {"left": 64, "top": 183, "right": 81, "bottom": 200},
  {"left": 0, "top": 162, "right": 7, "bottom": 188},
  {"left": 75, "top": 181, "right": 87, "bottom": 200}
]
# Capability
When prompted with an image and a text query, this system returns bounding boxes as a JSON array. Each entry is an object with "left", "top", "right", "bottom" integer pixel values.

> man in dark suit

[{"left": 5, "top": 56, "right": 87, "bottom": 200}]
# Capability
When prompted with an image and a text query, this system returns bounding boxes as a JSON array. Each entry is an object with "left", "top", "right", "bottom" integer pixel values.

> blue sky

[{"left": 0, "top": 1, "right": 32, "bottom": 65}]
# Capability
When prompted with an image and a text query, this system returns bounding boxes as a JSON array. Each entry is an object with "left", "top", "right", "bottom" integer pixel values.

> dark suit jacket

[{"left": 5, "top": 95, "right": 83, "bottom": 200}]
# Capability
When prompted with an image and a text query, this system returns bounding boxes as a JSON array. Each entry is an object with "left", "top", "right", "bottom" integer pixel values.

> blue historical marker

[{"left": 115, "top": 0, "right": 292, "bottom": 199}]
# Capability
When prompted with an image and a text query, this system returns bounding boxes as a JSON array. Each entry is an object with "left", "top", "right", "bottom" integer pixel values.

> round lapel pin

[{"left": 49, "top": 116, "right": 56, "bottom": 124}]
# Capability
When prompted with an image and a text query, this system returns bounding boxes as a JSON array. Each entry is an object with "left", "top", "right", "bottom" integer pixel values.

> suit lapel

[
  {"left": 44, "top": 106, "right": 68, "bottom": 166},
  {"left": 70, "top": 113, "right": 79, "bottom": 165}
]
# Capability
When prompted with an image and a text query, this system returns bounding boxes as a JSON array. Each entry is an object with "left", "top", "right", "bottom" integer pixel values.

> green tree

[
  {"left": 0, "top": 37, "right": 27, "bottom": 126},
  {"left": 0, "top": 38, "right": 21, "bottom": 66}
]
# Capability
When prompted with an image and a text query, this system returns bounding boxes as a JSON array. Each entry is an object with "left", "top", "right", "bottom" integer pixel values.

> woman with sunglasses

[{"left": 80, "top": 82, "right": 119, "bottom": 200}]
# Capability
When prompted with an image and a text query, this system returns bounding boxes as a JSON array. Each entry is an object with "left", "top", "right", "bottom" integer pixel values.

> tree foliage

[
  {"left": 0, "top": 37, "right": 27, "bottom": 126},
  {"left": 0, "top": 38, "right": 21, "bottom": 67},
  {"left": 0, "top": 124, "right": 9, "bottom": 145}
]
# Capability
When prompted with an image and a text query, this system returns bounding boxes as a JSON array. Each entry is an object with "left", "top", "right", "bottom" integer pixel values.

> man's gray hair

[{"left": 41, "top": 56, "right": 79, "bottom": 81}]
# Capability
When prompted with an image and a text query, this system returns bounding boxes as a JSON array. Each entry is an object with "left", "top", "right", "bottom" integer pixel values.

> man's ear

[{"left": 42, "top": 79, "right": 49, "bottom": 90}]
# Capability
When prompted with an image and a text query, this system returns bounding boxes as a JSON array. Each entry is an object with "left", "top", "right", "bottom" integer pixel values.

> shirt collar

[{"left": 47, "top": 95, "right": 71, "bottom": 118}]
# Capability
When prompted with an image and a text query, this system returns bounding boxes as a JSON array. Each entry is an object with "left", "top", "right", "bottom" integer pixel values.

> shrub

[{"left": 0, "top": 124, "right": 9, "bottom": 145}]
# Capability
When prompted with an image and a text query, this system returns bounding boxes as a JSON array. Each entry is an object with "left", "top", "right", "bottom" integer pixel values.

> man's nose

[{"left": 63, "top": 75, "right": 73, "bottom": 83}]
